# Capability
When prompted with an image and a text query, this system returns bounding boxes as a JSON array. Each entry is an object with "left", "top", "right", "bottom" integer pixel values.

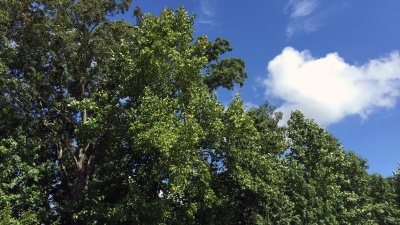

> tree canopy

[{"left": 1, "top": 1, "right": 399, "bottom": 224}]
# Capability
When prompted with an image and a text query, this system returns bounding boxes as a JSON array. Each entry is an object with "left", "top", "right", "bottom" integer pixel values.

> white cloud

[
  {"left": 200, "top": 0, "right": 216, "bottom": 16},
  {"left": 285, "top": 0, "right": 321, "bottom": 36},
  {"left": 263, "top": 47, "right": 400, "bottom": 126},
  {"left": 198, "top": 0, "right": 218, "bottom": 25},
  {"left": 286, "top": 17, "right": 320, "bottom": 36},
  {"left": 287, "top": 0, "right": 318, "bottom": 18}
]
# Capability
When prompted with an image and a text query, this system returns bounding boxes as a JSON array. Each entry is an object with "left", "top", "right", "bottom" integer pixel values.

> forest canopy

[{"left": 1, "top": 1, "right": 400, "bottom": 224}]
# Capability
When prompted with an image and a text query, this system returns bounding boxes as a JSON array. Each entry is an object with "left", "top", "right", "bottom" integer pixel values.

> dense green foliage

[{"left": 1, "top": 1, "right": 399, "bottom": 224}]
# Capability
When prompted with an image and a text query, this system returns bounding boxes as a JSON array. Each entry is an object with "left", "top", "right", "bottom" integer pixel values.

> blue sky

[{"left": 121, "top": 0, "right": 400, "bottom": 177}]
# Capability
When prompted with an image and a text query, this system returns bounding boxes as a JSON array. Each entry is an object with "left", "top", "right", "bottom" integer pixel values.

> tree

[
  {"left": 2, "top": 1, "right": 398, "bottom": 224},
  {"left": 393, "top": 163, "right": 400, "bottom": 206},
  {"left": 1, "top": 2, "right": 247, "bottom": 223},
  {"left": 365, "top": 174, "right": 400, "bottom": 224},
  {"left": 199, "top": 98, "right": 294, "bottom": 224},
  {"left": 1, "top": 0, "right": 134, "bottom": 223},
  {"left": 285, "top": 111, "right": 380, "bottom": 224},
  {"left": 285, "top": 111, "right": 341, "bottom": 224}
]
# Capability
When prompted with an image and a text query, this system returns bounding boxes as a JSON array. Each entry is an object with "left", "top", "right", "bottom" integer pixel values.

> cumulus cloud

[{"left": 263, "top": 47, "right": 400, "bottom": 126}]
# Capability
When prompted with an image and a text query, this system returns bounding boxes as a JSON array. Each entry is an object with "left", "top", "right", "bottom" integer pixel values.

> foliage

[
  {"left": 285, "top": 111, "right": 400, "bottom": 225},
  {"left": 200, "top": 98, "right": 294, "bottom": 224},
  {"left": 0, "top": 1, "right": 399, "bottom": 224}
]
